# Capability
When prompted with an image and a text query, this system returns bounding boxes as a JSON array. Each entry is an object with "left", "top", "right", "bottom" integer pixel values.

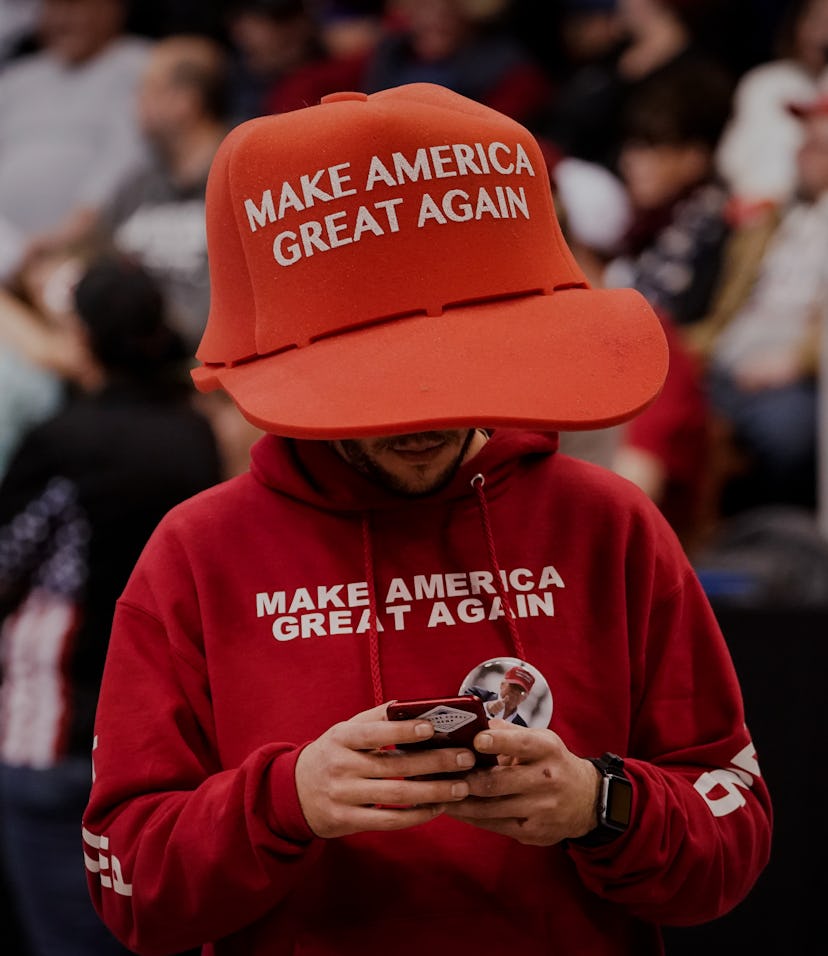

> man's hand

[
  {"left": 294, "top": 703, "right": 475, "bottom": 838},
  {"left": 442, "top": 721, "right": 601, "bottom": 846}
]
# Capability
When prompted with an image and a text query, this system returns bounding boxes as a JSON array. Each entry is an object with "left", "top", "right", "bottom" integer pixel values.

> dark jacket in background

[{"left": 0, "top": 382, "right": 222, "bottom": 765}]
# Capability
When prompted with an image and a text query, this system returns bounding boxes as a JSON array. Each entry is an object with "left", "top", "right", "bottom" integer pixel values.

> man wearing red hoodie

[{"left": 82, "top": 83, "right": 771, "bottom": 955}]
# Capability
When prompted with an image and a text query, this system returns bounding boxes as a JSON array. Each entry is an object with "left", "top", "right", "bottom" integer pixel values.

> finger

[
  {"left": 348, "top": 702, "right": 436, "bottom": 728},
  {"left": 365, "top": 747, "right": 476, "bottom": 779},
  {"left": 346, "top": 803, "right": 446, "bottom": 832},
  {"left": 464, "top": 764, "right": 534, "bottom": 798},
  {"left": 474, "top": 726, "right": 563, "bottom": 762},
  {"left": 334, "top": 717, "right": 435, "bottom": 752},
  {"left": 350, "top": 703, "right": 396, "bottom": 723},
  {"left": 339, "top": 775, "right": 470, "bottom": 808}
]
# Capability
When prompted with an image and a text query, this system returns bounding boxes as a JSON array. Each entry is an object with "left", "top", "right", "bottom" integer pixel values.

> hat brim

[{"left": 205, "top": 287, "right": 668, "bottom": 438}]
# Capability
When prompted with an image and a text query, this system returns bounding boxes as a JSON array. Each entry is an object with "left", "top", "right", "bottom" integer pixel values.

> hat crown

[
  {"left": 190, "top": 83, "right": 668, "bottom": 440},
  {"left": 196, "top": 84, "right": 585, "bottom": 370}
]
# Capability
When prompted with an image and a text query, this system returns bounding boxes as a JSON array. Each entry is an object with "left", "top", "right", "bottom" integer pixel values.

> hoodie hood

[{"left": 249, "top": 429, "right": 560, "bottom": 514}]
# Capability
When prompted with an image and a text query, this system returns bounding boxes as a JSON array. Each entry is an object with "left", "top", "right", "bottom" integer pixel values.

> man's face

[
  {"left": 499, "top": 680, "right": 526, "bottom": 715},
  {"left": 137, "top": 46, "right": 197, "bottom": 146},
  {"left": 403, "top": 0, "right": 470, "bottom": 63},
  {"left": 137, "top": 51, "right": 178, "bottom": 143},
  {"left": 619, "top": 141, "right": 709, "bottom": 210},
  {"left": 40, "top": 0, "right": 123, "bottom": 64},
  {"left": 333, "top": 429, "right": 478, "bottom": 497},
  {"left": 794, "top": 0, "right": 828, "bottom": 76}
]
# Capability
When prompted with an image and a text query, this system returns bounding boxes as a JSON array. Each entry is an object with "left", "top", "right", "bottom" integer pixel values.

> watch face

[{"left": 604, "top": 775, "right": 633, "bottom": 829}]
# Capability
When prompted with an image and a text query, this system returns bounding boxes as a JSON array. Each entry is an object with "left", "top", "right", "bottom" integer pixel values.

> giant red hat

[{"left": 192, "top": 83, "right": 667, "bottom": 438}]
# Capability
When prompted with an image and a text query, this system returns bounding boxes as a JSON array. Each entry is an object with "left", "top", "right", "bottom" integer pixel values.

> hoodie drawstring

[
  {"left": 361, "top": 513, "right": 385, "bottom": 706},
  {"left": 471, "top": 473, "right": 527, "bottom": 661},
  {"left": 360, "top": 472, "right": 527, "bottom": 707}
]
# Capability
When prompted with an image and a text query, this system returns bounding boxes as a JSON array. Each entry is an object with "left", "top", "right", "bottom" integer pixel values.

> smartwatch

[{"left": 571, "top": 752, "right": 633, "bottom": 848}]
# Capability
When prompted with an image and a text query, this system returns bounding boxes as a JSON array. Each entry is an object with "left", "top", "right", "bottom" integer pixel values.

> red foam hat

[{"left": 192, "top": 83, "right": 667, "bottom": 438}]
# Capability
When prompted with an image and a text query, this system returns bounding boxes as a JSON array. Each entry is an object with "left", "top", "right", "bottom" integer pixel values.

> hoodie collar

[{"left": 249, "top": 429, "right": 560, "bottom": 513}]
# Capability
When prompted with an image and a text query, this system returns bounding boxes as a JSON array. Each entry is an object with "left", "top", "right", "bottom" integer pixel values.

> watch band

[
  {"left": 591, "top": 752, "right": 625, "bottom": 777},
  {"left": 570, "top": 752, "right": 632, "bottom": 848}
]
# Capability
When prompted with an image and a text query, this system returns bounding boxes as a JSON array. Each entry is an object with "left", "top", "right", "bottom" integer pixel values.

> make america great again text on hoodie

[{"left": 83, "top": 429, "right": 771, "bottom": 955}]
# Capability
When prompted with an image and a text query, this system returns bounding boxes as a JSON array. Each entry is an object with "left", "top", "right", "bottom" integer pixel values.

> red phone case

[{"left": 386, "top": 695, "right": 497, "bottom": 768}]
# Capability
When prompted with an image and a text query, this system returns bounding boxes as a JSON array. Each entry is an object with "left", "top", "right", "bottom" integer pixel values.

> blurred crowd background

[
  {"left": 3, "top": 1, "right": 828, "bottom": 562},
  {"left": 1, "top": 2, "right": 828, "bottom": 954}
]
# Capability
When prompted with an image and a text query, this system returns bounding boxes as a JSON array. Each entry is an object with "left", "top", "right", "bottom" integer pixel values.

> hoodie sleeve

[
  {"left": 568, "top": 551, "right": 772, "bottom": 926},
  {"left": 82, "top": 544, "right": 320, "bottom": 955}
]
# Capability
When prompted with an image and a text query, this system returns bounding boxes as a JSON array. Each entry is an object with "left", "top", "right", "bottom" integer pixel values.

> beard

[{"left": 335, "top": 429, "right": 477, "bottom": 497}]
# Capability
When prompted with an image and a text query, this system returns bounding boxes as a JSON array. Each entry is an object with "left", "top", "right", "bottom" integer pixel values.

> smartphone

[{"left": 386, "top": 695, "right": 497, "bottom": 769}]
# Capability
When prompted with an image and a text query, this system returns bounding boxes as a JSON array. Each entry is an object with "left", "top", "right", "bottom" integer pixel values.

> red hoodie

[{"left": 83, "top": 429, "right": 771, "bottom": 955}]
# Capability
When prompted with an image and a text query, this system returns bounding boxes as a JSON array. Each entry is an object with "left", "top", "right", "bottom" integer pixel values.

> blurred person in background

[
  {"left": 0, "top": 252, "right": 222, "bottom": 956},
  {"left": 0, "top": 0, "right": 150, "bottom": 282},
  {"left": 98, "top": 33, "right": 231, "bottom": 353},
  {"left": 556, "top": 0, "right": 626, "bottom": 73},
  {"left": 309, "top": 0, "right": 385, "bottom": 61},
  {"left": 225, "top": 0, "right": 321, "bottom": 121},
  {"left": 603, "top": 56, "right": 733, "bottom": 328},
  {"left": 224, "top": 0, "right": 368, "bottom": 123},
  {"left": 549, "top": 144, "right": 633, "bottom": 473},
  {"left": 0, "top": 246, "right": 97, "bottom": 482},
  {"left": 109, "top": 33, "right": 264, "bottom": 479},
  {"left": 20, "top": 33, "right": 265, "bottom": 480},
  {"left": 597, "top": 58, "right": 732, "bottom": 546},
  {"left": 538, "top": 0, "right": 627, "bottom": 165},
  {"left": 359, "top": 0, "right": 552, "bottom": 128},
  {"left": 701, "top": 91, "right": 828, "bottom": 514},
  {"left": 716, "top": 0, "right": 828, "bottom": 210},
  {"left": 0, "top": 0, "right": 41, "bottom": 64},
  {"left": 543, "top": 0, "right": 732, "bottom": 172},
  {"left": 612, "top": 316, "right": 712, "bottom": 552}
]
